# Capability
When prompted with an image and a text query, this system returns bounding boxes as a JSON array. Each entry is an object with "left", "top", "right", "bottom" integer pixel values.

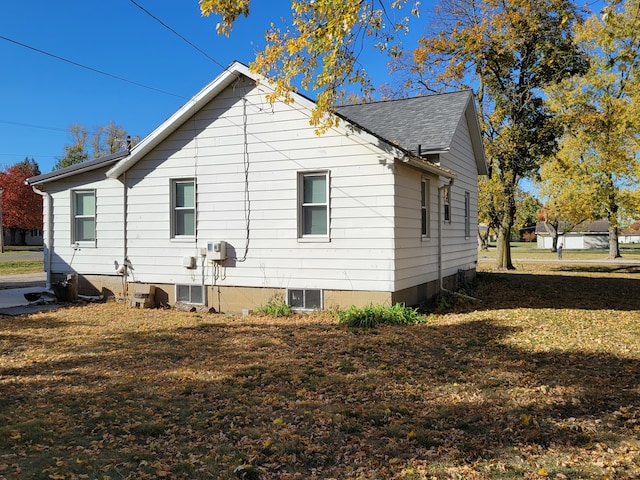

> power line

[
  {"left": 0, "top": 119, "right": 68, "bottom": 133},
  {"left": 0, "top": 34, "right": 188, "bottom": 100},
  {"left": 129, "top": 0, "right": 227, "bottom": 70}
]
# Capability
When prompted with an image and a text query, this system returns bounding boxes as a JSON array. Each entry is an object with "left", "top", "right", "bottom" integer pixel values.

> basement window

[
  {"left": 176, "top": 284, "right": 204, "bottom": 305},
  {"left": 288, "top": 289, "right": 322, "bottom": 310}
]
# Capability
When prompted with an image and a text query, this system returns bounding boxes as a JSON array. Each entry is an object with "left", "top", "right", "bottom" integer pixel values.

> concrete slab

[
  {"left": 0, "top": 285, "right": 60, "bottom": 316},
  {"left": 0, "top": 286, "right": 49, "bottom": 309},
  {"left": 0, "top": 303, "right": 60, "bottom": 316}
]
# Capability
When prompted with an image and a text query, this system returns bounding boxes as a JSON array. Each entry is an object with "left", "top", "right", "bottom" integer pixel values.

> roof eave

[
  {"left": 106, "top": 61, "right": 253, "bottom": 179},
  {"left": 26, "top": 151, "right": 129, "bottom": 186},
  {"left": 463, "top": 93, "right": 488, "bottom": 176}
]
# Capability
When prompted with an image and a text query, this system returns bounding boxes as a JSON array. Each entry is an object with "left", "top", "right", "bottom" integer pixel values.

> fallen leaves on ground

[{"left": 1, "top": 263, "right": 639, "bottom": 479}]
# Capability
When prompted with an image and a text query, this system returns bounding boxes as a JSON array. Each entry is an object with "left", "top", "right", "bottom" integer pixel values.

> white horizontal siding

[
  {"left": 46, "top": 169, "right": 124, "bottom": 276},
  {"left": 439, "top": 117, "right": 481, "bottom": 276},
  {"left": 393, "top": 164, "right": 440, "bottom": 290},
  {"left": 125, "top": 78, "right": 397, "bottom": 292}
]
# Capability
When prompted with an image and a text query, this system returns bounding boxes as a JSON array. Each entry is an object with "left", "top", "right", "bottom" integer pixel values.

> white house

[{"left": 27, "top": 62, "right": 487, "bottom": 312}]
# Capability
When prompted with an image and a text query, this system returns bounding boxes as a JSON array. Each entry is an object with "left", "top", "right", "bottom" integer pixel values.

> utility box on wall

[{"left": 207, "top": 241, "right": 227, "bottom": 261}]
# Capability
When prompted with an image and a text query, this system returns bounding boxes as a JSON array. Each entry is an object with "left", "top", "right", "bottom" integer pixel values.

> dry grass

[{"left": 1, "top": 263, "right": 639, "bottom": 479}]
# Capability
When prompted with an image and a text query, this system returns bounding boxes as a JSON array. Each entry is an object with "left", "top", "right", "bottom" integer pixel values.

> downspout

[
  {"left": 31, "top": 186, "right": 52, "bottom": 290},
  {"left": 122, "top": 171, "right": 129, "bottom": 303},
  {"left": 438, "top": 178, "right": 480, "bottom": 302},
  {"left": 437, "top": 178, "right": 452, "bottom": 295}
]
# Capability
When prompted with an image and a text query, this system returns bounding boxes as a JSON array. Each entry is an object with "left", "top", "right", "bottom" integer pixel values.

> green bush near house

[
  {"left": 254, "top": 296, "right": 294, "bottom": 317},
  {"left": 337, "top": 303, "right": 427, "bottom": 328}
]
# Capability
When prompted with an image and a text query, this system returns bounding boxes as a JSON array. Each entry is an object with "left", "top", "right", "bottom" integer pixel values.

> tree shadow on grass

[
  {"left": 1, "top": 312, "right": 639, "bottom": 478},
  {"left": 473, "top": 270, "right": 640, "bottom": 311}
]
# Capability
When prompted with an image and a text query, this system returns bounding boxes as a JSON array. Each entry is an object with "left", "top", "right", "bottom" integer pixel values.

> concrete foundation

[{"left": 51, "top": 268, "right": 476, "bottom": 313}]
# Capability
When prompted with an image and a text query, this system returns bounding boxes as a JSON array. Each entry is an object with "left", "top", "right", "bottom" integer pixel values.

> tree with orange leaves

[{"left": 0, "top": 158, "right": 43, "bottom": 246}]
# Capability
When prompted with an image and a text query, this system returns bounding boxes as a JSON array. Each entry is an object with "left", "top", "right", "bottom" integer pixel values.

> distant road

[
  {"left": 0, "top": 251, "right": 46, "bottom": 289},
  {"left": 0, "top": 251, "right": 44, "bottom": 263}
]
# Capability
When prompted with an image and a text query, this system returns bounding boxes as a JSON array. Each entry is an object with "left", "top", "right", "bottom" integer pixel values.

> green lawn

[
  {"left": 1, "top": 262, "right": 639, "bottom": 479},
  {"left": 479, "top": 242, "right": 640, "bottom": 262},
  {"left": 0, "top": 247, "right": 44, "bottom": 275}
]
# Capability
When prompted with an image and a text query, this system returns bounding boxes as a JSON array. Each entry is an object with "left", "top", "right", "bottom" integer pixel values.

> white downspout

[
  {"left": 437, "top": 178, "right": 452, "bottom": 294},
  {"left": 438, "top": 178, "right": 480, "bottom": 302},
  {"left": 31, "top": 186, "right": 52, "bottom": 290}
]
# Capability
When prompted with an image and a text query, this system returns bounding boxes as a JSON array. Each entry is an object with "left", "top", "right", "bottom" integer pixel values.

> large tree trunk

[
  {"left": 608, "top": 224, "right": 621, "bottom": 259},
  {"left": 477, "top": 226, "right": 490, "bottom": 251},
  {"left": 606, "top": 182, "right": 621, "bottom": 259},
  {"left": 495, "top": 176, "right": 516, "bottom": 270},
  {"left": 496, "top": 224, "right": 514, "bottom": 270}
]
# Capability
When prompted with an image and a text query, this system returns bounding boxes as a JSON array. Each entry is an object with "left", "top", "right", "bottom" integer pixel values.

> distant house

[
  {"left": 536, "top": 219, "right": 614, "bottom": 249},
  {"left": 26, "top": 62, "right": 487, "bottom": 312},
  {"left": 620, "top": 224, "right": 640, "bottom": 244},
  {"left": 2, "top": 229, "right": 43, "bottom": 247}
]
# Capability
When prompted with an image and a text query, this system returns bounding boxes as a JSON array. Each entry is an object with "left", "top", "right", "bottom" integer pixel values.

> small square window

[
  {"left": 176, "top": 284, "right": 204, "bottom": 305},
  {"left": 287, "top": 289, "right": 322, "bottom": 310}
]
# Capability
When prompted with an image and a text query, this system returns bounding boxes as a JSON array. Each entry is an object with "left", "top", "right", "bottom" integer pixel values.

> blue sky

[
  {"left": 0, "top": 1, "right": 437, "bottom": 174},
  {"left": 1, "top": 1, "right": 603, "bottom": 175}
]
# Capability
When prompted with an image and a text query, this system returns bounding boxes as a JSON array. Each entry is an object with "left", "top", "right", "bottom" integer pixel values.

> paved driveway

[{"left": 0, "top": 251, "right": 47, "bottom": 311}]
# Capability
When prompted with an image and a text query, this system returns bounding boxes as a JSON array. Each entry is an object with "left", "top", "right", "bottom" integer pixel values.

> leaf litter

[{"left": 0, "top": 263, "right": 639, "bottom": 479}]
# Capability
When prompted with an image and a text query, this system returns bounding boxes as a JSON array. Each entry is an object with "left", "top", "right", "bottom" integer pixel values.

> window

[
  {"left": 443, "top": 185, "right": 451, "bottom": 223},
  {"left": 172, "top": 179, "right": 195, "bottom": 237},
  {"left": 464, "top": 191, "right": 471, "bottom": 238},
  {"left": 299, "top": 172, "right": 329, "bottom": 238},
  {"left": 176, "top": 284, "right": 204, "bottom": 304},
  {"left": 288, "top": 289, "right": 322, "bottom": 310},
  {"left": 73, "top": 190, "right": 96, "bottom": 243},
  {"left": 421, "top": 178, "right": 430, "bottom": 238}
]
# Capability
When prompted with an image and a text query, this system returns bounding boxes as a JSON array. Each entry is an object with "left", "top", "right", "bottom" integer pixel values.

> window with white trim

[
  {"left": 298, "top": 172, "right": 329, "bottom": 239},
  {"left": 72, "top": 190, "right": 96, "bottom": 243},
  {"left": 443, "top": 185, "right": 451, "bottom": 223},
  {"left": 288, "top": 289, "right": 322, "bottom": 310},
  {"left": 176, "top": 284, "right": 204, "bottom": 305},
  {"left": 464, "top": 191, "right": 471, "bottom": 238},
  {"left": 172, "top": 179, "right": 195, "bottom": 238},
  {"left": 421, "top": 178, "right": 430, "bottom": 238}
]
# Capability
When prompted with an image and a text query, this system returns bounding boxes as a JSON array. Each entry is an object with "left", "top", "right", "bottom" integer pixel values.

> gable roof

[
  {"left": 26, "top": 61, "right": 487, "bottom": 185},
  {"left": 536, "top": 219, "right": 611, "bottom": 234},
  {"left": 26, "top": 150, "right": 129, "bottom": 186},
  {"left": 334, "top": 91, "right": 487, "bottom": 175}
]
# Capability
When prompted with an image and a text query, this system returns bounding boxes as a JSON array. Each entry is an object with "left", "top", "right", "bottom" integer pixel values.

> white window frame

[
  {"left": 171, "top": 179, "right": 196, "bottom": 239},
  {"left": 72, "top": 189, "right": 96, "bottom": 245},
  {"left": 287, "top": 289, "right": 323, "bottom": 310},
  {"left": 421, "top": 177, "right": 430, "bottom": 239},
  {"left": 464, "top": 191, "right": 471, "bottom": 238},
  {"left": 298, "top": 171, "right": 330, "bottom": 241},
  {"left": 443, "top": 185, "right": 451, "bottom": 223},
  {"left": 175, "top": 284, "right": 205, "bottom": 305}
]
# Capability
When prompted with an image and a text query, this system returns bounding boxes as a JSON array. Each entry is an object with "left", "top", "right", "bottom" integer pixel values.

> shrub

[
  {"left": 254, "top": 296, "right": 294, "bottom": 317},
  {"left": 337, "top": 303, "right": 426, "bottom": 328}
]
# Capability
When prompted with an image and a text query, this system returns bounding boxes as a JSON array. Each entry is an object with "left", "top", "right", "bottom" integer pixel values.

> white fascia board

[{"left": 106, "top": 62, "right": 253, "bottom": 179}]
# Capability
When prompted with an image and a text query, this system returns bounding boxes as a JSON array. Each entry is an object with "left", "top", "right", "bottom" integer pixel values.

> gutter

[
  {"left": 30, "top": 186, "right": 52, "bottom": 290},
  {"left": 437, "top": 177, "right": 480, "bottom": 302}
]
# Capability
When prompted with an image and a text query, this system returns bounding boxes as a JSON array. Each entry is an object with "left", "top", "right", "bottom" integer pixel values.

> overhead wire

[
  {"left": 128, "top": 0, "right": 227, "bottom": 70},
  {"left": 0, "top": 34, "right": 187, "bottom": 100}
]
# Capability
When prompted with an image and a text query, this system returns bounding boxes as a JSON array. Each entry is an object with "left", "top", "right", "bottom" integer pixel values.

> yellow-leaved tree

[
  {"left": 394, "top": 0, "right": 588, "bottom": 269},
  {"left": 544, "top": 0, "right": 640, "bottom": 259},
  {"left": 199, "top": 0, "right": 420, "bottom": 130}
]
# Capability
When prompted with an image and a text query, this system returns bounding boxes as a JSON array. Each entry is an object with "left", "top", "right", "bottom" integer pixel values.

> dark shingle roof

[
  {"left": 334, "top": 90, "right": 472, "bottom": 154},
  {"left": 26, "top": 150, "right": 129, "bottom": 185},
  {"left": 536, "top": 220, "right": 611, "bottom": 234}
]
